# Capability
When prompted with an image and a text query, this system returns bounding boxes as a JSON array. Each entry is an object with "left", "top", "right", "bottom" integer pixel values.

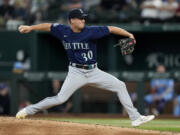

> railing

[{"left": 1, "top": 71, "right": 179, "bottom": 115}]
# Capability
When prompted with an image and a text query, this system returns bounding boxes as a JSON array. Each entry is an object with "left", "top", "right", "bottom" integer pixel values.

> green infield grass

[{"left": 39, "top": 118, "right": 180, "bottom": 133}]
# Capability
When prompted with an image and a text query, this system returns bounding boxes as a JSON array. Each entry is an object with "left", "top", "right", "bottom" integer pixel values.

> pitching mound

[{"left": 0, "top": 117, "right": 178, "bottom": 135}]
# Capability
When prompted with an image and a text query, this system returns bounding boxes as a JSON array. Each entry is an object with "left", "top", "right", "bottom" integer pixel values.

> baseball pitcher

[{"left": 16, "top": 9, "right": 154, "bottom": 127}]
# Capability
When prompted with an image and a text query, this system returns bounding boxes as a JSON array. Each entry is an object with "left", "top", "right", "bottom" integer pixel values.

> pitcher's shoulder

[
  {"left": 86, "top": 26, "right": 98, "bottom": 29},
  {"left": 52, "top": 23, "right": 70, "bottom": 29}
]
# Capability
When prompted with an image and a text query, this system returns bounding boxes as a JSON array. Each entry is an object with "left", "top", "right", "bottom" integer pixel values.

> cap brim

[
  {"left": 80, "top": 14, "right": 88, "bottom": 18},
  {"left": 82, "top": 14, "right": 88, "bottom": 17},
  {"left": 69, "top": 14, "right": 88, "bottom": 19}
]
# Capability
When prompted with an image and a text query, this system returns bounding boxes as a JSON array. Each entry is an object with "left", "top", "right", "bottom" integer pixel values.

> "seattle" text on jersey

[{"left": 62, "top": 40, "right": 89, "bottom": 50}]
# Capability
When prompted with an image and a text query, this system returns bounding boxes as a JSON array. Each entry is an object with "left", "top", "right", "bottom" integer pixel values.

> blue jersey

[
  {"left": 50, "top": 23, "right": 110, "bottom": 64},
  {"left": 151, "top": 79, "right": 174, "bottom": 95}
]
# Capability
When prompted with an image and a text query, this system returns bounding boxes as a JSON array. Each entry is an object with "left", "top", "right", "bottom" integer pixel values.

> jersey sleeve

[
  {"left": 50, "top": 23, "right": 65, "bottom": 39},
  {"left": 167, "top": 79, "right": 174, "bottom": 88},
  {"left": 89, "top": 26, "right": 110, "bottom": 40}
]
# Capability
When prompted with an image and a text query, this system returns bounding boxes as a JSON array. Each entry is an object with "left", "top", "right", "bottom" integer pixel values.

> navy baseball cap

[{"left": 68, "top": 9, "right": 88, "bottom": 19}]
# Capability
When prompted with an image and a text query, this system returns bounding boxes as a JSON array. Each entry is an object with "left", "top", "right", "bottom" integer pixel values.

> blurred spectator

[
  {"left": 1, "top": 0, "right": 180, "bottom": 27},
  {"left": 140, "top": 0, "right": 162, "bottom": 23},
  {"left": 175, "top": 3, "right": 180, "bottom": 21},
  {"left": 0, "top": 83, "right": 10, "bottom": 115},
  {"left": 0, "top": 0, "right": 14, "bottom": 19},
  {"left": 59, "top": 0, "right": 84, "bottom": 22},
  {"left": 159, "top": 0, "right": 178, "bottom": 22},
  {"left": 173, "top": 83, "right": 180, "bottom": 117},
  {"left": 120, "top": 0, "right": 140, "bottom": 22},
  {"left": 61, "top": 0, "right": 83, "bottom": 11},
  {"left": 6, "top": 19, "right": 24, "bottom": 30},
  {"left": 144, "top": 65, "right": 174, "bottom": 116},
  {"left": 32, "top": 10, "right": 43, "bottom": 24},
  {"left": 83, "top": 0, "right": 101, "bottom": 11},
  {"left": 30, "top": 0, "right": 48, "bottom": 15},
  {"left": 13, "top": 49, "right": 31, "bottom": 73},
  {"left": 173, "top": 95, "right": 180, "bottom": 116},
  {"left": 29, "top": 0, "right": 49, "bottom": 24},
  {"left": 88, "top": 0, "right": 125, "bottom": 23},
  {"left": 82, "top": 0, "right": 101, "bottom": 23},
  {"left": 100, "top": 0, "right": 126, "bottom": 22},
  {"left": 48, "top": 80, "right": 72, "bottom": 113},
  {"left": 14, "top": 0, "right": 27, "bottom": 21},
  {"left": 100, "top": 0, "right": 126, "bottom": 11},
  {"left": 0, "top": 0, "right": 15, "bottom": 27},
  {"left": 6, "top": 0, "right": 27, "bottom": 30}
]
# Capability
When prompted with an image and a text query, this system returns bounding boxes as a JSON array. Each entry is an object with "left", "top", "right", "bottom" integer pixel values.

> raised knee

[
  {"left": 118, "top": 81, "right": 126, "bottom": 88},
  {"left": 121, "top": 81, "right": 126, "bottom": 87},
  {"left": 114, "top": 81, "right": 126, "bottom": 92}
]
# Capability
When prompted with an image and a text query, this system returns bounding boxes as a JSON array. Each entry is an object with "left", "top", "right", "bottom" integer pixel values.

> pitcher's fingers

[{"left": 19, "top": 27, "right": 25, "bottom": 33}]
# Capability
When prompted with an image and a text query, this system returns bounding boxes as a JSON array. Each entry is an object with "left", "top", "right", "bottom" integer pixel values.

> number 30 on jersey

[{"left": 81, "top": 50, "right": 93, "bottom": 61}]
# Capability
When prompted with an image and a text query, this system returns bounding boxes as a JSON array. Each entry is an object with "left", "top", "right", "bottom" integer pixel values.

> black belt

[{"left": 70, "top": 62, "right": 97, "bottom": 70}]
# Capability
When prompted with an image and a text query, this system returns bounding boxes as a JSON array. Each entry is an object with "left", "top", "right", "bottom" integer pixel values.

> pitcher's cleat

[
  {"left": 132, "top": 115, "right": 155, "bottom": 127},
  {"left": 16, "top": 108, "right": 27, "bottom": 119}
]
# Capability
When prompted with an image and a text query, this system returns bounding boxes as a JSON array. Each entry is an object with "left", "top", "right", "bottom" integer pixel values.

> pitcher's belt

[{"left": 69, "top": 62, "right": 97, "bottom": 70}]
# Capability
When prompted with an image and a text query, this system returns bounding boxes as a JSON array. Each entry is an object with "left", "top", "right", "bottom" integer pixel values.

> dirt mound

[{"left": 0, "top": 117, "right": 178, "bottom": 135}]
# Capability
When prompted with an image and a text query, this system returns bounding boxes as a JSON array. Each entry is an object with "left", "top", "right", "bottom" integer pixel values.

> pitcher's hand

[{"left": 18, "top": 25, "right": 32, "bottom": 33}]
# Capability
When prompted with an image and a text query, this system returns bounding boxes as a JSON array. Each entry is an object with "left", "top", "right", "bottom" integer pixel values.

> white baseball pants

[{"left": 25, "top": 66, "right": 140, "bottom": 121}]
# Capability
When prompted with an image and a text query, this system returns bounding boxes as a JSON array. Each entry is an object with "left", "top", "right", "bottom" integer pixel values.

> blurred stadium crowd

[{"left": 0, "top": 0, "right": 180, "bottom": 30}]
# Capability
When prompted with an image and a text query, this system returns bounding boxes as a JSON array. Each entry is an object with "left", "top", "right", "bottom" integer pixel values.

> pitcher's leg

[
  {"left": 89, "top": 68, "right": 140, "bottom": 121},
  {"left": 115, "top": 81, "right": 140, "bottom": 120},
  {"left": 25, "top": 69, "right": 87, "bottom": 115}
]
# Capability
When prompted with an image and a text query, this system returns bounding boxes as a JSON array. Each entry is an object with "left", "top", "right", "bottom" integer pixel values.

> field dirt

[{"left": 0, "top": 117, "right": 179, "bottom": 135}]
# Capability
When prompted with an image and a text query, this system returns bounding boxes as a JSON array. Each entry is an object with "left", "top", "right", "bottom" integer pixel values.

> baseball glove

[{"left": 114, "top": 38, "right": 136, "bottom": 56}]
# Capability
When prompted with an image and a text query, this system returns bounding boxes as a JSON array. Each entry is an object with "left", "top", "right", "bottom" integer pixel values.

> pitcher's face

[{"left": 70, "top": 18, "right": 85, "bottom": 30}]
